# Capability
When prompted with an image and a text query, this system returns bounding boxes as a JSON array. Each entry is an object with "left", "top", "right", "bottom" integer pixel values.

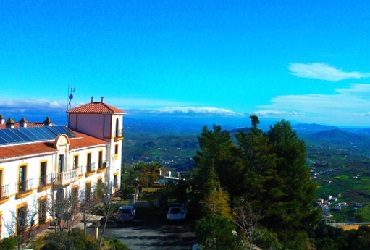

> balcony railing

[
  {"left": 97, "top": 161, "right": 108, "bottom": 173},
  {"left": 0, "top": 184, "right": 9, "bottom": 200},
  {"left": 115, "top": 129, "right": 123, "bottom": 137},
  {"left": 85, "top": 162, "right": 96, "bottom": 177},
  {"left": 16, "top": 178, "right": 34, "bottom": 197},
  {"left": 39, "top": 173, "right": 53, "bottom": 188},
  {"left": 53, "top": 169, "right": 78, "bottom": 186},
  {"left": 77, "top": 165, "right": 84, "bottom": 176}
]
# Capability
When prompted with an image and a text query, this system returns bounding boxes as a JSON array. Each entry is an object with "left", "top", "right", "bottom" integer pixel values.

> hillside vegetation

[{"left": 122, "top": 117, "right": 370, "bottom": 222}]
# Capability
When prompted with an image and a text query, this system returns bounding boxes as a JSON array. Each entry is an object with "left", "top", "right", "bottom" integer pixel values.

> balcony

[
  {"left": 114, "top": 129, "right": 123, "bottom": 141},
  {"left": 16, "top": 179, "right": 34, "bottom": 199},
  {"left": 53, "top": 170, "right": 78, "bottom": 186},
  {"left": 0, "top": 184, "right": 10, "bottom": 204},
  {"left": 85, "top": 162, "right": 96, "bottom": 177},
  {"left": 38, "top": 173, "right": 53, "bottom": 191},
  {"left": 76, "top": 165, "right": 85, "bottom": 177},
  {"left": 97, "top": 161, "right": 108, "bottom": 173}
]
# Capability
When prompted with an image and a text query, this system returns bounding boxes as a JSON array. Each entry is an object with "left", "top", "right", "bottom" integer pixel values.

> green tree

[
  {"left": 193, "top": 125, "right": 244, "bottom": 202},
  {"left": 201, "top": 187, "right": 232, "bottom": 219},
  {"left": 343, "top": 225, "right": 370, "bottom": 250},
  {"left": 266, "top": 120, "right": 321, "bottom": 248},
  {"left": 121, "top": 161, "right": 161, "bottom": 198},
  {"left": 191, "top": 116, "right": 321, "bottom": 249},
  {"left": 190, "top": 152, "right": 220, "bottom": 218},
  {"left": 196, "top": 214, "right": 241, "bottom": 250}
]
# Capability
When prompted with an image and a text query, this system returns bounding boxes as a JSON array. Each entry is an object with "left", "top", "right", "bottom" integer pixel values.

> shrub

[{"left": 0, "top": 236, "right": 18, "bottom": 249}]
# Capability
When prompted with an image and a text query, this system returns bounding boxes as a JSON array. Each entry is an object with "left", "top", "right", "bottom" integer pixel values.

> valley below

[{"left": 122, "top": 116, "right": 370, "bottom": 223}]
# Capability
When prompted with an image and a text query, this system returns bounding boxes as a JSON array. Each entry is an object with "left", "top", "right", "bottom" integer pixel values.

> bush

[
  {"left": 0, "top": 236, "right": 18, "bottom": 249},
  {"left": 196, "top": 214, "right": 242, "bottom": 250},
  {"left": 102, "top": 238, "right": 130, "bottom": 250},
  {"left": 31, "top": 228, "right": 99, "bottom": 250}
]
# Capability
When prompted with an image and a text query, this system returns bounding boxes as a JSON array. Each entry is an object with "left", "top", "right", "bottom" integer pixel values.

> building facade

[{"left": 0, "top": 97, "right": 124, "bottom": 239}]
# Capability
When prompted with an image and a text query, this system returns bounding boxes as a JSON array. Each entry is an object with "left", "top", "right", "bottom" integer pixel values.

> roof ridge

[{"left": 67, "top": 101, "right": 124, "bottom": 114}]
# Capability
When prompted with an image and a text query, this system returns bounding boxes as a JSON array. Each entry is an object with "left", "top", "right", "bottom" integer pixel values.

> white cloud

[
  {"left": 255, "top": 84, "right": 370, "bottom": 125},
  {"left": 0, "top": 99, "right": 65, "bottom": 109},
  {"left": 289, "top": 63, "right": 370, "bottom": 81},
  {"left": 104, "top": 97, "right": 244, "bottom": 116},
  {"left": 143, "top": 106, "right": 244, "bottom": 116},
  {"left": 0, "top": 98, "right": 243, "bottom": 118},
  {"left": 253, "top": 110, "right": 305, "bottom": 117},
  {"left": 354, "top": 112, "right": 370, "bottom": 117}
]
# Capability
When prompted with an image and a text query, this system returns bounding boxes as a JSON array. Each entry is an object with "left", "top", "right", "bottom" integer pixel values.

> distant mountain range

[
  {"left": 2, "top": 108, "right": 370, "bottom": 171},
  {"left": 122, "top": 115, "right": 370, "bottom": 171}
]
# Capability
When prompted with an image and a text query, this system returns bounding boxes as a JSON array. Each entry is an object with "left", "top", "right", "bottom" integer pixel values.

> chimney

[
  {"left": 43, "top": 117, "right": 52, "bottom": 126},
  {"left": 91, "top": 97, "right": 94, "bottom": 103},
  {"left": 101, "top": 97, "right": 104, "bottom": 103},
  {"left": 0, "top": 114, "right": 4, "bottom": 124},
  {"left": 20, "top": 117, "right": 28, "bottom": 128},
  {"left": 6, "top": 118, "right": 15, "bottom": 128}
]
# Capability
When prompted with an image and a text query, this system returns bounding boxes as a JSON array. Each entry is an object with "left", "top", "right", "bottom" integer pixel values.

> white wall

[{"left": 0, "top": 142, "right": 108, "bottom": 239}]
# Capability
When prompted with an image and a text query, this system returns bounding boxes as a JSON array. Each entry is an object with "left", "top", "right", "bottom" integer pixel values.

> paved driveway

[{"left": 88, "top": 211, "right": 196, "bottom": 250}]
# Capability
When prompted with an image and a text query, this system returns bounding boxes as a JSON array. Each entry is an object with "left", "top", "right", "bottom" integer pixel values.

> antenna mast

[
  {"left": 67, "top": 84, "right": 76, "bottom": 110},
  {"left": 67, "top": 84, "right": 76, "bottom": 125}
]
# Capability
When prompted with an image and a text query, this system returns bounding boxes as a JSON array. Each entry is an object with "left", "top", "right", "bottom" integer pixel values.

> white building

[{"left": 0, "top": 97, "right": 124, "bottom": 239}]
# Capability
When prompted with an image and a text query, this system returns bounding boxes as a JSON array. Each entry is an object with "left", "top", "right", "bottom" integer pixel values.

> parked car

[
  {"left": 116, "top": 205, "right": 135, "bottom": 222},
  {"left": 167, "top": 207, "right": 186, "bottom": 221}
]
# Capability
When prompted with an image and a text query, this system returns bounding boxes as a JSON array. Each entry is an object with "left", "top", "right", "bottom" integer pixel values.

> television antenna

[{"left": 67, "top": 84, "right": 76, "bottom": 111}]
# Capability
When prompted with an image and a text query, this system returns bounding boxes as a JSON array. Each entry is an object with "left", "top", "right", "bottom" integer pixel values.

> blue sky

[{"left": 1, "top": 1, "right": 370, "bottom": 126}]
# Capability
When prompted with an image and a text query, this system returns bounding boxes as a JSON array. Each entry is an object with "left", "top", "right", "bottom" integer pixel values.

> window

[
  {"left": 73, "top": 155, "right": 79, "bottom": 169},
  {"left": 114, "top": 144, "right": 118, "bottom": 155},
  {"left": 17, "top": 205, "right": 28, "bottom": 235},
  {"left": 98, "top": 151, "right": 103, "bottom": 169},
  {"left": 55, "top": 188, "right": 65, "bottom": 219},
  {"left": 39, "top": 199, "right": 47, "bottom": 225},
  {"left": 19, "top": 165, "right": 27, "bottom": 193},
  {"left": 58, "top": 154, "right": 64, "bottom": 173},
  {"left": 87, "top": 153, "right": 92, "bottom": 172},
  {"left": 113, "top": 175, "right": 118, "bottom": 188},
  {"left": 85, "top": 183, "right": 91, "bottom": 201},
  {"left": 56, "top": 188, "right": 64, "bottom": 200},
  {"left": 40, "top": 162, "right": 47, "bottom": 187},
  {"left": 72, "top": 187, "right": 79, "bottom": 206}
]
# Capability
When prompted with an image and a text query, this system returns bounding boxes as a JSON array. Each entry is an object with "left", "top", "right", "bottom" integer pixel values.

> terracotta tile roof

[
  {"left": 0, "top": 122, "right": 48, "bottom": 129},
  {"left": 69, "top": 131, "right": 107, "bottom": 149},
  {"left": 0, "top": 130, "right": 107, "bottom": 161},
  {"left": 67, "top": 101, "right": 125, "bottom": 114},
  {"left": 0, "top": 142, "right": 56, "bottom": 160}
]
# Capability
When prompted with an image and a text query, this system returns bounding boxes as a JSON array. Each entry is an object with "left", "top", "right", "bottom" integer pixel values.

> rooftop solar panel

[
  {"left": 18, "top": 128, "right": 39, "bottom": 141},
  {"left": 3, "top": 129, "right": 27, "bottom": 142},
  {"left": 47, "top": 126, "right": 64, "bottom": 135},
  {"left": 47, "top": 126, "right": 76, "bottom": 137},
  {"left": 11, "top": 129, "right": 32, "bottom": 142},
  {"left": 28, "top": 127, "right": 54, "bottom": 140},
  {"left": 0, "top": 135, "right": 8, "bottom": 144},
  {"left": 0, "top": 125, "right": 76, "bottom": 145},
  {"left": 0, "top": 130, "right": 17, "bottom": 143}
]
